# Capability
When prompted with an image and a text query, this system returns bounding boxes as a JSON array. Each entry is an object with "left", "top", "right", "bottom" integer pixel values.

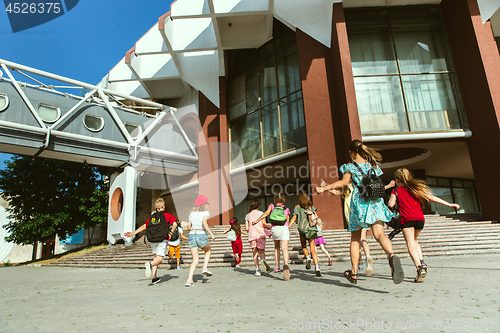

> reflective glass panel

[
  {"left": 349, "top": 27, "right": 398, "bottom": 76},
  {"left": 429, "top": 187, "right": 455, "bottom": 214},
  {"left": 354, "top": 76, "right": 408, "bottom": 134},
  {"left": 259, "top": 57, "right": 277, "bottom": 106},
  {"left": 37, "top": 104, "right": 60, "bottom": 123},
  {"left": 394, "top": 25, "right": 453, "bottom": 73},
  {"left": 125, "top": 123, "right": 141, "bottom": 139},
  {"left": 84, "top": 114, "right": 104, "bottom": 132},
  {"left": 452, "top": 188, "right": 480, "bottom": 213},
  {"left": 280, "top": 92, "right": 306, "bottom": 151},
  {"left": 262, "top": 102, "right": 280, "bottom": 157},
  {"left": 0, "top": 94, "right": 7, "bottom": 111},
  {"left": 402, "top": 74, "right": 461, "bottom": 131},
  {"left": 230, "top": 111, "right": 261, "bottom": 164},
  {"left": 277, "top": 44, "right": 301, "bottom": 97}
]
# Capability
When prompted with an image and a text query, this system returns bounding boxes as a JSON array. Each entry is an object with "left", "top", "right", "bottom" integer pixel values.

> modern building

[{"left": 104, "top": 0, "right": 500, "bottom": 229}]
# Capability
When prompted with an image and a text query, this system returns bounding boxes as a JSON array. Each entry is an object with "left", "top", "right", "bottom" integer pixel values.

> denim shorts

[{"left": 188, "top": 233, "right": 209, "bottom": 248}]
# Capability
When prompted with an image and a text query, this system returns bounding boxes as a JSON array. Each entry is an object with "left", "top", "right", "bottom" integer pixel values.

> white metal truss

[{"left": 0, "top": 58, "right": 198, "bottom": 167}]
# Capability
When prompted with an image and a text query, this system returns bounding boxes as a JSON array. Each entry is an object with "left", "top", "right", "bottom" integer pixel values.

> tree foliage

[{"left": 0, "top": 156, "right": 109, "bottom": 245}]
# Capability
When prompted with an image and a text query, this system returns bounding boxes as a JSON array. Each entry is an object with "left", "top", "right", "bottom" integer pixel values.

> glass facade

[
  {"left": 345, "top": 6, "right": 466, "bottom": 135},
  {"left": 228, "top": 20, "right": 306, "bottom": 167},
  {"left": 426, "top": 176, "right": 480, "bottom": 214}
]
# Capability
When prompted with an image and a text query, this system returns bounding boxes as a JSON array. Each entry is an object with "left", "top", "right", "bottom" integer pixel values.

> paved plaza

[{"left": 0, "top": 253, "right": 499, "bottom": 332}]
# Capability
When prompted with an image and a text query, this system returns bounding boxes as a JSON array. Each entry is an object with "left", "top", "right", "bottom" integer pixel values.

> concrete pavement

[{"left": 0, "top": 253, "right": 499, "bottom": 332}]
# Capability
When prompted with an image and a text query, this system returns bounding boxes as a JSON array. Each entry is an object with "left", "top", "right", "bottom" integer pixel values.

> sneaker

[
  {"left": 357, "top": 261, "right": 365, "bottom": 273},
  {"left": 202, "top": 269, "right": 213, "bottom": 277},
  {"left": 145, "top": 262, "right": 152, "bottom": 278},
  {"left": 283, "top": 264, "right": 291, "bottom": 281},
  {"left": 235, "top": 264, "right": 240, "bottom": 268},
  {"left": 176, "top": 267, "right": 182, "bottom": 270},
  {"left": 254, "top": 269, "right": 261, "bottom": 276},
  {"left": 328, "top": 259, "right": 333, "bottom": 266},
  {"left": 390, "top": 254, "right": 404, "bottom": 284},
  {"left": 365, "top": 256, "right": 374, "bottom": 277},
  {"left": 315, "top": 266, "right": 321, "bottom": 277},
  {"left": 305, "top": 257, "right": 312, "bottom": 270},
  {"left": 273, "top": 266, "right": 281, "bottom": 273},
  {"left": 152, "top": 277, "right": 160, "bottom": 285},
  {"left": 260, "top": 259, "right": 271, "bottom": 272}
]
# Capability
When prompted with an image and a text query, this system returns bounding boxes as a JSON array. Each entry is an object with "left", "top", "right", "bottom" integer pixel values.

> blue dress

[{"left": 340, "top": 163, "right": 394, "bottom": 232}]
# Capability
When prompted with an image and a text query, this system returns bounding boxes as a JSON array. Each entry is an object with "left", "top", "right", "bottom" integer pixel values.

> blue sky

[{"left": 0, "top": 0, "right": 175, "bottom": 169}]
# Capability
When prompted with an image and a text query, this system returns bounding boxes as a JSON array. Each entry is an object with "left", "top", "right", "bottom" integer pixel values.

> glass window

[
  {"left": 437, "top": 178, "right": 450, "bottom": 187},
  {"left": 354, "top": 76, "right": 408, "bottom": 134},
  {"left": 430, "top": 187, "right": 455, "bottom": 214},
  {"left": 393, "top": 25, "right": 453, "bottom": 73},
  {"left": 346, "top": 5, "right": 465, "bottom": 135},
  {"left": 277, "top": 43, "right": 301, "bottom": 97},
  {"left": 426, "top": 177, "right": 437, "bottom": 185},
  {"left": 280, "top": 92, "right": 306, "bottom": 151},
  {"left": 402, "top": 74, "right": 462, "bottom": 131},
  {"left": 451, "top": 179, "right": 462, "bottom": 188},
  {"left": 83, "top": 114, "right": 104, "bottom": 132},
  {"left": 0, "top": 93, "right": 8, "bottom": 112},
  {"left": 230, "top": 111, "right": 261, "bottom": 165},
  {"left": 349, "top": 27, "right": 398, "bottom": 76},
  {"left": 262, "top": 102, "right": 280, "bottom": 157},
  {"left": 228, "top": 20, "right": 306, "bottom": 166},
  {"left": 36, "top": 103, "right": 60, "bottom": 123},
  {"left": 453, "top": 188, "right": 480, "bottom": 213},
  {"left": 259, "top": 56, "right": 277, "bottom": 106},
  {"left": 125, "top": 123, "right": 142, "bottom": 139}
]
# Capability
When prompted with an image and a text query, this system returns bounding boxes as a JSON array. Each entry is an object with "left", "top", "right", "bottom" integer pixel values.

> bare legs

[
  {"left": 402, "top": 228, "right": 423, "bottom": 269},
  {"left": 252, "top": 248, "right": 266, "bottom": 269},
  {"left": 185, "top": 244, "right": 211, "bottom": 285},
  {"left": 151, "top": 254, "right": 163, "bottom": 279}
]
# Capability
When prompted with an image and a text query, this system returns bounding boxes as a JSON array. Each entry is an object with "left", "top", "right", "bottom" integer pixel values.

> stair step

[{"left": 48, "top": 214, "right": 500, "bottom": 269}]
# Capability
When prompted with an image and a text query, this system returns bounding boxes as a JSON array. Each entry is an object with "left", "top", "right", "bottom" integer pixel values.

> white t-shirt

[
  {"left": 168, "top": 226, "right": 183, "bottom": 247},
  {"left": 189, "top": 211, "right": 210, "bottom": 230}
]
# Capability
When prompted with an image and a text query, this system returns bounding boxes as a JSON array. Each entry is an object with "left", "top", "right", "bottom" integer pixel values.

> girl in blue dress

[{"left": 316, "top": 140, "right": 404, "bottom": 285}]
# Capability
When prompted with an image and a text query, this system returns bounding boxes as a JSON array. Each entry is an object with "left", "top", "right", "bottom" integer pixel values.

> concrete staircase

[{"left": 49, "top": 215, "right": 500, "bottom": 269}]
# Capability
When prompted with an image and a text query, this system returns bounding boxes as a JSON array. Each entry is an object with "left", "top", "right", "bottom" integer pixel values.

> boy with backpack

[
  {"left": 168, "top": 221, "right": 188, "bottom": 270},
  {"left": 124, "top": 198, "right": 177, "bottom": 285}
]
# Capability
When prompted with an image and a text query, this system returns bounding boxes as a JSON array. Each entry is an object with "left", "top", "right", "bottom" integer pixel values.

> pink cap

[{"left": 194, "top": 194, "right": 208, "bottom": 206}]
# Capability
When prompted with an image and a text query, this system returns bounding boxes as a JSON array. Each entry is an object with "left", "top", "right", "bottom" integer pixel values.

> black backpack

[
  {"left": 351, "top": 161, "right": 386, "bottom": 199},
  {"left": 169, "top": 223, "right": 180, "bottom": 242},
  {"left": 146, "top": 211, "right": 170, "bottom": 243}
]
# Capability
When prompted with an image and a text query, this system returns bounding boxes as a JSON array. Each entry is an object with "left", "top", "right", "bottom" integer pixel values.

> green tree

[{"left": 0, "top": 155, "right": 109, "bottom": 245}]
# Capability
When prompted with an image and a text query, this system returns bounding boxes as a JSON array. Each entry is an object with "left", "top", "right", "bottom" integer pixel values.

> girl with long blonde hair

[{"left": 388, "top": 168, "right": 460, "bottom": 282}]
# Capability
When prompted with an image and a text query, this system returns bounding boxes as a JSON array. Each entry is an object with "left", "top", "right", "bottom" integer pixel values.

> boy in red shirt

[{"left": 125, "top": 198, "right": 177, "bottom": 284}]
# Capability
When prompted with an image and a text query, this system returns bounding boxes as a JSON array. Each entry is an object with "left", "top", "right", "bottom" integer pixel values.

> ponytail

[{"left": 348, "top": 139, "right": 382, "bottom": 166}]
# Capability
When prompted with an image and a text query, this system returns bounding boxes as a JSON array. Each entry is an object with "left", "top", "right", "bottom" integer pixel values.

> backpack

[
  {"left": 269, "top": 205, "right": 287, "bottom": 226},
  {"left": 227, "top": 230, "right": 237, "bottom": 242},
  {"left": 146, "top": 211, "right": 170, "bottom": 243},
  {"left": 169, "top": 224, "right": 180, "bottom": 242},
  {"left": 351, "top": 161, "right": 386, "bottom": 199},
  {"left": 298, "top": 207, "right": 317, "bottom": 232}
]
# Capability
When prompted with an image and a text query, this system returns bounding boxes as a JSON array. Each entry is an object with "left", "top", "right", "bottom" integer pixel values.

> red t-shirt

[
  {"left": 145, "top": 212, "right": 177, "bottom": 241},
  {"left": 392, "top": 187, "right": 424, "bottom": 224}
]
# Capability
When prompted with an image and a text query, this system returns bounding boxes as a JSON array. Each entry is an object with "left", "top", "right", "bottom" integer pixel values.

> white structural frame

[{"left": 0, "top": 58, "right": 198, "bottom": 164}]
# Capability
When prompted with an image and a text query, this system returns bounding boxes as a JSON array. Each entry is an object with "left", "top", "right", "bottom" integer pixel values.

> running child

[
  {"left": 223, "top": 217, "right": 248, "bottom": 268},
  {"left": 252, "top": 192, "right": 291, "bottom": 281},
  {"left": 245, "top": 199, "right": 271, "bottom": 276}
]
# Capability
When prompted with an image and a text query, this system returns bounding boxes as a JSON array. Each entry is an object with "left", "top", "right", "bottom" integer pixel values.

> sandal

[
  {"left": 344, "top": 270, "right": 357, "bottom": 284},
  {"left": 414, "top": 265, "right": 426, "bottom": 283},
  {"left": 389, "top": 254, "right": 404, "bottom": 284},
  {"left": 421, "top": 260, "right": 428, "bottom": 273}
]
